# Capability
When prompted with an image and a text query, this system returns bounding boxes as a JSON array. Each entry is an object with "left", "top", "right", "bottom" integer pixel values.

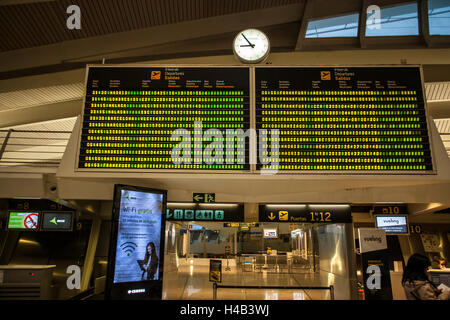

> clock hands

[{"left": 241, "top": 33, "right": 255, "bottom": 48}]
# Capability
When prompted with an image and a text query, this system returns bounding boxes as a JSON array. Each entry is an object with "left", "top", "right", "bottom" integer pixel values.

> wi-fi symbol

[{"left": 120, "top": 242, "right": 137, "bottom": 256}]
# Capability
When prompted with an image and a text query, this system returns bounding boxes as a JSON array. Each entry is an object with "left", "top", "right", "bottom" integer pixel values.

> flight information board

[
  {"left": 255, "top": 67, "right": 433, "bottom": 172},
  {"left": 77, "top": 66, "right": 250, "bottom": 170}
]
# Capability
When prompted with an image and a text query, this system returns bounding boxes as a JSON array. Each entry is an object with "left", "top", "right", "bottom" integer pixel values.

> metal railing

[
  {"left": 0, "top": 129, "right": 72, "bottom": 168},
  {"left": 212, "top": 283, "right": 334, "bottom": 300}
]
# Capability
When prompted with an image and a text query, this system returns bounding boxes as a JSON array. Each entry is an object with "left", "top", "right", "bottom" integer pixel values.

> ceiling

[{"left": 0, "top": 0, "right": 301, "bottom": 52}]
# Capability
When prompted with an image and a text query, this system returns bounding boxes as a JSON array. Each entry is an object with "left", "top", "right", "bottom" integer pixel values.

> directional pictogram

[{"left": 193, "top": 193, "right": 215, "bottom": 203}]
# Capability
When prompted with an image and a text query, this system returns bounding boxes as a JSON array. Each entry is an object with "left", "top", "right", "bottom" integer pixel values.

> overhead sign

[
  {"left": 358, "top": 228, "right": 387, "bottom": 254},
  {"left": 7, "top": 211, "right": 40, "bottom": 230},
  {"left": 372, "top": 204, "right": 408, "bottom": 215},
  {"left": 409, "top": 224, "right": 422, "bottom": 234},
  {"left": 77, "top": 66, "right": 250, "bottom": 171},
  {"left": 41, "top": 212, "right": 74, "bottom": 231},
  {"left": 8, "top": 199, "right": 72, "bottom": 212},
  {"left": 193, "top": 193, "right": 215, "bottom": 203},
  {"left": 375, "top": 215, "right": 409, "bottom": 234},
  {"left": 255, "top": 66, "right": 433, "bottom": 173},
  {"left": 223, "top": 222, "right": 258, "bottom": 228},
  {"left": 259, "top": 204, "right": 352, "bottom": 223},
  {"left": 166, "top": 203, "right": 244, "bottom": 222}
]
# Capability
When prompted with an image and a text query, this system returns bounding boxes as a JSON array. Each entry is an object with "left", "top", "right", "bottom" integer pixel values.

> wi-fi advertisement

[{"left": 106, "top": 184, "right": 167, "bottom": 300}]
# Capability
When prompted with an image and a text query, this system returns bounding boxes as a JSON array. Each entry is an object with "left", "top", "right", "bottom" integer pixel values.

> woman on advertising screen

[{"left": 142, "top": 242, "right": 159, "bottom": 280}]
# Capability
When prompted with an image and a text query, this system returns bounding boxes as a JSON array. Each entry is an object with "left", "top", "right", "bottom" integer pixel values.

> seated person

[{"left": 402, "top": 254, "right": 450, "bottom": 300}]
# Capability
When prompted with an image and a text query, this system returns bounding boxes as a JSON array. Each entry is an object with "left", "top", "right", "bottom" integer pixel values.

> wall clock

[{"left": 232, "top": 28, "right": 270, "bottom": 64}]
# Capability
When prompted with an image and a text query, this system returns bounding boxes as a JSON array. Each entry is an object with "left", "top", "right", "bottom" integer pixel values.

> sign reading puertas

[{"left": 259, "top": 204, "right": 352, "bottom": 223}]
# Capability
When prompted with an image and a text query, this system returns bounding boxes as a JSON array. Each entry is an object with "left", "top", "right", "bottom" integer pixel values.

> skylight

[
  {"left": 305, "top": 13, "right": 359, "bottom": 38},
  {"left": 365, "top": 2, "right": 419, "bottom": 36},
  {"left": 429, "top": 0, "right": 450, "bottom": 35}
]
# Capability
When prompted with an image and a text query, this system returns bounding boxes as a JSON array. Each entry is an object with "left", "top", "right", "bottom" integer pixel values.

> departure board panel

[
  {"left": 78, "top": 66, "right": 250, "bottom": 170},
  {"left": 255, "top": 67, "right": 433, "bottom": 172}
]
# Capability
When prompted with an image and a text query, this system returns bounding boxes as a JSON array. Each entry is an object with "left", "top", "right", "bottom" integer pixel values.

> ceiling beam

[
  {"left": 64, "top": 22, "right": 300, "bottom": 63},
  {"left": 0, "top": 69, "right": 85, "bottom": 93},
  {"left": 0, "top": 0, "right": 54, "bottom": 5},
  {"left": 418, "top": 0, "right": 431, "bottom": 47},
  {"left": 427, "top": 100, "right": 450, "bottom": 119},
  {"left": 1, "top": 50, "right": 450, "bottom": 93},
  {"left": 0, "top": 99, "right": 82, "bottom": 128},
  {"left": 358, "top": 0, "right": 368, "bottom": 48},
  {"left": 295, "top": 0, "right": 311, "bottom": 51}
]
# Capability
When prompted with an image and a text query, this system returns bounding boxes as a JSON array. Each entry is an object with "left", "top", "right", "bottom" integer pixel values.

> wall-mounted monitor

[
  {"left": 263, "top": 228, "right": 278, "bottom": 239},
  {"left": 255, "top": 66, "right": 434, "bottom": 173},
  {"left": 7, "top": 211, "right": 40, "bottom": 230},
  {"left": 375, "top": 215, "right": 409, "bottom": 235},
  {"left": 106, "top": 184, "right": 167, "bottom": 300},
  {"left": 77, "top": 66, "right": 250, "bottom": 172},
  {"left": 41, "top": 211, "right": 74, "bottom": 231}
]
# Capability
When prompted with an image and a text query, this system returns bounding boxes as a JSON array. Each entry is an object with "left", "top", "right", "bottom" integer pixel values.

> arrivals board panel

[
  {"left": 78, "top": 66, "right": 250, "bottom": 170},
  {"left": 255, "top": 67, "right": 433, "bottom": 172}
]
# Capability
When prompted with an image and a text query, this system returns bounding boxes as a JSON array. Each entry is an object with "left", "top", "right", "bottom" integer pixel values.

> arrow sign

[
  {"left": 268, "top": 212, "right": 276, "bottom": 221},
  {"left": 50, "top": 217, "right": 58, "bottom": 225},
  {"left": 193, "top": 194, "right": 204, "bottom": 202},
  {"left": 193, "top": 193, "right": 215, "bottom": 203}
]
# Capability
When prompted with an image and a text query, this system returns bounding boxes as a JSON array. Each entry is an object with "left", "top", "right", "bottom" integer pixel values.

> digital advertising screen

[
  {"left": 255, "top": 66, "right": 433, "bottom": 173},
  {"left": 41, "top": 211, "right": 74, "bottom": 231},
  {"left": 375, "top": 215, "right": 409, "bottom": 234},
  {"left": 106, "top": 184, "right": 167, "bottom": 300},
  {"left": 7, "top": 211, "right": 40, "bottom": 230},
  {"left": 77, "top": 66, "right": 250, "bottom": 171}
]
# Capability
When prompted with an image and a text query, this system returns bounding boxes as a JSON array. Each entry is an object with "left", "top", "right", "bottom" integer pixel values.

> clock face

[{"left": 233, "top": 29, "right": 270, "bottom": 64}]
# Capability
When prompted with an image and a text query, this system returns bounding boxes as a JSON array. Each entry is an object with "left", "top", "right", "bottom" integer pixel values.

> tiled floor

[{"left": 162, "top": 260, "right": 350, "bottom": 300}]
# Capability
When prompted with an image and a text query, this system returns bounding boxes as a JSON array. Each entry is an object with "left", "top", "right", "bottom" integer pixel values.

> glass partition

[{"left": 162, "top": 221, "right": 355, "bottom": 300}]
